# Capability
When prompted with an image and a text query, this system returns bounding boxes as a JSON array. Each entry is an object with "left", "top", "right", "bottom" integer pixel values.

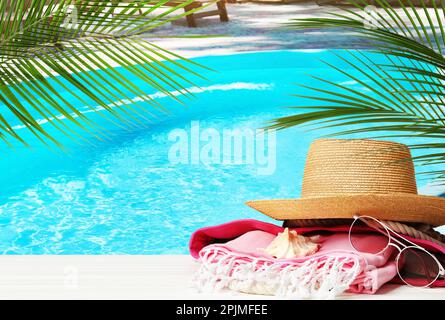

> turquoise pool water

[{"left": 0, "top": 50, "right": 440, "bottom": 254}]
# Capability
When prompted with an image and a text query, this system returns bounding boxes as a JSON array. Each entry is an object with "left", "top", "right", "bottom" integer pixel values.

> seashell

[{"left": 264, "top": 228, "right": 319, "bottom": 259}]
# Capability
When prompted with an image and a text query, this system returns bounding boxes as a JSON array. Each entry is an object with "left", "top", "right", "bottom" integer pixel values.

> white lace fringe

[{"left": 193, "top": 247, "right": 363, "bottom": 299}]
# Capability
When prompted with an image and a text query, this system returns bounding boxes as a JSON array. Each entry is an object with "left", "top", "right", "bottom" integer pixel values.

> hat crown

[{"left": 301, "top": 139, "right": 418, "bottom": 198}]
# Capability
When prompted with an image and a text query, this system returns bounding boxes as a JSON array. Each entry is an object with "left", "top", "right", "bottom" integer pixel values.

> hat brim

[{"left": 246, "top": 194, "right": 445, "bottom": 227}]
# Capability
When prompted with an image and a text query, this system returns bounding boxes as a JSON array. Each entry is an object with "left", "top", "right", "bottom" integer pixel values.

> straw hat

[{"left": 246, "top": 139, "right": 445, "bottom": 227}]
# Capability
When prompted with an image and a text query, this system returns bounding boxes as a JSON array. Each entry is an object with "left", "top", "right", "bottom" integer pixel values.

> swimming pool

[{"left": 0, "top": 50, "right": 441, "bottom": 254}]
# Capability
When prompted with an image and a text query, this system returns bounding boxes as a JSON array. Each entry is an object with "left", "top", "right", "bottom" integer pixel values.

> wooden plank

[{"left": 217, "top": 0, "right": 229, "bottom": 22}]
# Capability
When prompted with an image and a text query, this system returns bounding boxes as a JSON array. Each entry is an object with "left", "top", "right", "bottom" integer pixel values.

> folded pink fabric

[{"left": 190, "top": 219, "right": 445, "bottom": 298}]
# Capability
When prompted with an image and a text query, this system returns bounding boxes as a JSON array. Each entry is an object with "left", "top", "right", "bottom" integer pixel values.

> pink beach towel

[{"left": 189, "top": 219, "right": 445, "bottom": 299}]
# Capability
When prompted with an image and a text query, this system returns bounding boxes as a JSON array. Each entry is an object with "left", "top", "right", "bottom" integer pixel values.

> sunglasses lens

[
  {"left": 398, "top": 247, "right": 440, "bottom": 287},
  {"left": 349, "top": 216, "right": 390, "bottom": 254}
]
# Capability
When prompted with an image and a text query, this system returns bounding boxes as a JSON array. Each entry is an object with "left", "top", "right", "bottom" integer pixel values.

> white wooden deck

[{"left": 0, "top": 255, "right": 443, "bottom": 300}]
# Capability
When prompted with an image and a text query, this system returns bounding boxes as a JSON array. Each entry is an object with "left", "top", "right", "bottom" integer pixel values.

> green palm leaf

[
  {"left": 0, "top": 0, "right": 214, "bottom": 147},
  {"left": 272, "top": 0, "right": 445, "bottom": 183}
]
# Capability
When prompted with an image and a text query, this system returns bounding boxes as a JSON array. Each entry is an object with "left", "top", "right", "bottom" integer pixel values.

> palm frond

[{"left": 0, "top": 0, "right": 213, "bottom": 147}]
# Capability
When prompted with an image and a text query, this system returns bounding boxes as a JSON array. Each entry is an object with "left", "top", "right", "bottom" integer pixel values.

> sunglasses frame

[{"left": 349, "top": 215, "right": 445, "bottom": 288}]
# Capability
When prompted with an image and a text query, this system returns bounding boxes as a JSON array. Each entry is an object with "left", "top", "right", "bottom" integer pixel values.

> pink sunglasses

[{"left": 349, "top": 215, "right": 445, "bottom": 288}]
